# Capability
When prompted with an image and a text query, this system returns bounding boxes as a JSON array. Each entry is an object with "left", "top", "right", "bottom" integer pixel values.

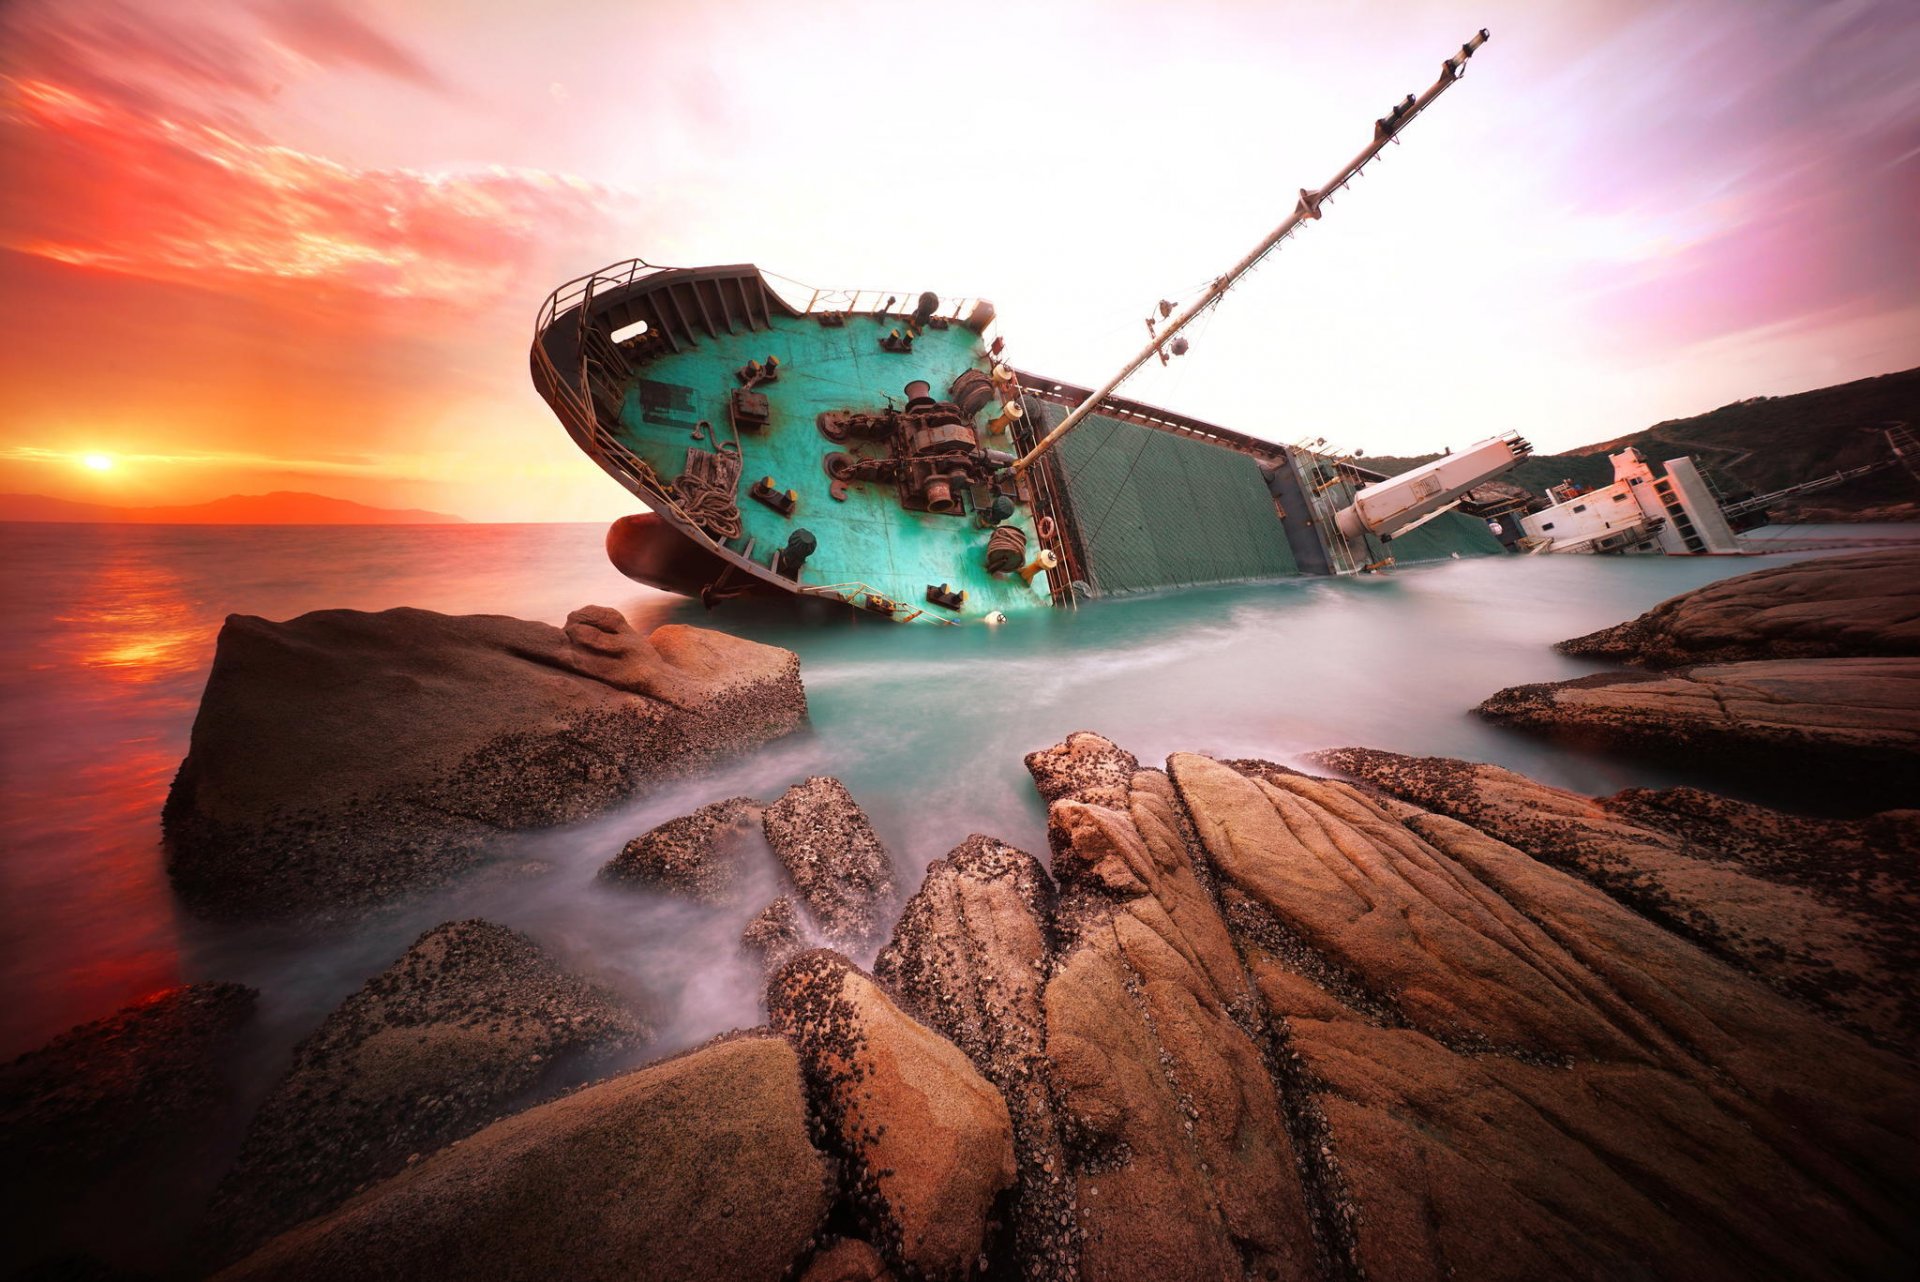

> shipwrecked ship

[{"left": 530, "top": 32, "right": 1526, "bottom": 623}]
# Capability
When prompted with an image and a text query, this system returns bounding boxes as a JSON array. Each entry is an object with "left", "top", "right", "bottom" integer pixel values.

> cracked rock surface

[{"left": 1316, "top": 748, "right": 1920, "bottom": 1054}]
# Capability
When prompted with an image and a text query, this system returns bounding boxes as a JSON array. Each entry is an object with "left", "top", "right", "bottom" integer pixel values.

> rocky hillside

[{"left": 1365, "top": 365, "right": 1920, "bottom": 518}]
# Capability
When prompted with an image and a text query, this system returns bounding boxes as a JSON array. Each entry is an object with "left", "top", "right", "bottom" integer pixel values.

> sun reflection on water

[{"left": 57, "top": 558, "right": 206, "bottom": 684}]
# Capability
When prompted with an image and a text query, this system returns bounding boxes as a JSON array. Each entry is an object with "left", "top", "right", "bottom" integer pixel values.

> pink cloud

[
  {"left": 255, "top": 0, "right": 451, "bottom": 94},
  {"left": 0, "top": 1, "right": 629, "bottom": 310}
]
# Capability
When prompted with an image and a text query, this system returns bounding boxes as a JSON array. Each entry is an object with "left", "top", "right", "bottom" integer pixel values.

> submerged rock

[
  {"left": 741, "top": 895, "right": 807, "bottom": 972},
  {"left": 204, "top": 920, "right": 648, "bottom": 1263},
  {"left": 2, "top": 983, "right": 255, "bottom": 1274},
  {"left": 768, "top": 950, "right": 1016, "bottom": 1281},
  {"left": 1558, "top": 546, "right": 1920, "bottom": 667},
  {"left": 215, "top": 1034, "right": 833, "bottom": 1282},
  {"left": 164, "top": 606, "right": 806, "bottom": 918},
  {"left": 761, "top": 777, "right": 896, "bottom": 946},
  {"left": 599, "top": 796, "right": 763, "bottom": 901},
  {"left": 1316, "top": 748, "right": 1920, "bottom": 1052},
  {"left": 1476, "top": 657, "right": 1920, "bottom": 807}
]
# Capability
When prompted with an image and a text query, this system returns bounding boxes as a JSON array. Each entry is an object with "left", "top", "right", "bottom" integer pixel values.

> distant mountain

[
  {"left": 0, "top": 491, "right": 468, "bottom": 525},
  {"left": 1361, "top": 366, "right": 1920, "bottom": 517}
]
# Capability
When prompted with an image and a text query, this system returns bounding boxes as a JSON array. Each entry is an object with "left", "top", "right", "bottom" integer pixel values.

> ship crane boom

[
  {"left": 1011, "top": 28, "right": 1490, "bottom": 475},
  {"left": 1333, "top": 432, "right": 1532, "bottom": 541}
]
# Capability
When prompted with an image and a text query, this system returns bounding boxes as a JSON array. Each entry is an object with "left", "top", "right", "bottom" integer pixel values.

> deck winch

[{"left": 818, "top": 380, "right": 1019, "bottom": 516}]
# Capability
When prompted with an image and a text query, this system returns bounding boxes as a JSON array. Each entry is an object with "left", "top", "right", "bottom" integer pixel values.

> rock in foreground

[
  {"left": 769, "top": 951, "right": 1016, "bottom": 1281},
  {"left": 1558, "top": 546, "right": 1920, "bottom": 667},
  {"left": 216, "top": 1034, "right": 832, "bottom": 1282},
  {"left": 1166, "top": 749, "right": 1918, "bottom": 1280},
  {"left": 86, "top": 733, "right": 1920, "bottom": 1282},
  {"left": 2, "top": 984, "right": 256, "bottom": 1274},
  {"left": 205, "top": 921, "right": 648, "bottom": 1263},
  {"left": 1316, "top": 747, "right": 1920, "bottom": 1053},
  {"left": 1476, "top": 657, "right": 1920, "bottom": 807},
  {"left": 164, "top": 606, "right": 805, "bottom": 918}
]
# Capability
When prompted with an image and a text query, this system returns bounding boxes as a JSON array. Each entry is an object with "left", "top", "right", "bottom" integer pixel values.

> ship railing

[
  {"left": 534, "top": 257, "right": 675, "bottom": 337},
  {"left": 794, "top": 286, "right": 986, "bottom": 322},
  {"left": 753, "top": 269, "right": 989, "bottom": 325}
]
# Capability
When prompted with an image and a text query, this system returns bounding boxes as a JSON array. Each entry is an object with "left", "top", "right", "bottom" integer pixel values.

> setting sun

[{"left": 81, "top": 452, "right": 114, "bottom": 471}]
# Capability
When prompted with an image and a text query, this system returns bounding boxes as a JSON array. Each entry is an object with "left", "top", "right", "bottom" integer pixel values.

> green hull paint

[
  {"left": 612, "top": 311, "right": 1051, "bottom": 620},
  {"left": 1381, "top": 509, "right": 1507, "bottom": 563},
  {"left": 1051, "top": 413, "right": 1302, "bottom": 594}
]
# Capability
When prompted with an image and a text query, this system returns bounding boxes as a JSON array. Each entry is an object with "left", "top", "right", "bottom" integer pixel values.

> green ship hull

[{"left": 530, "top": 261, "right": 1517, "bottom": 623}]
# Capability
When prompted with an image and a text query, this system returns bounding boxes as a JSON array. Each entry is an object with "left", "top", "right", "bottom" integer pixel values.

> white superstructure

[{"left": 1519, "top": 447, "right": 1742, "bottom": 555}]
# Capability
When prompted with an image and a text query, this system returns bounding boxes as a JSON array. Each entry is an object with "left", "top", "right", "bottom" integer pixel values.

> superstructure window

[{"left": 1572, "top": 504, "right": 1587, "bottom": 513}]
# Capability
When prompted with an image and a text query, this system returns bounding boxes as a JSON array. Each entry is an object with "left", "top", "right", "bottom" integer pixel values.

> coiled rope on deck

[
  {"left": 673, "top": 448, "right": 744, "bottom": 542},
  {"left": 985, "top": 523, "right": 1028, "bottom": 573}
]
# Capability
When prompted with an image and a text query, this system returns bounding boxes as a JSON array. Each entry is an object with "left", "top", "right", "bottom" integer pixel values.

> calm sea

[{"left": 2, "top": 520, "right": 1912, "bottom": 1067}]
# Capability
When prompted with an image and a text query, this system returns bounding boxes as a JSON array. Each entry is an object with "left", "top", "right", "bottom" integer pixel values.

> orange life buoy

[{"left": 1036, "top": 515, "right": 1056, "bottom": 542}]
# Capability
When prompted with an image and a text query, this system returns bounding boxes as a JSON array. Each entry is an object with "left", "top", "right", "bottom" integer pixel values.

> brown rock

[
  {"left": 164, "top": 606, "right": 806, "bottom": 918},
  {"left": 204, "top": 920, "right": 648, "bottom": 1263},
  {"left": 741, "top": 896, "right": 808, "bottom": 972},
  {"left": 1168, "top": 750, "right": 1920, "bottom": 1280},
  {"left": 768, "top": 951, "right": 1015, "bottom": 1281},
  {"left": 799, "top": 1238, "right": 894, "bottom": 1282},
  {"left": 762, "top": 778, "right": 895, "bottom": 946},
  {"left": 2, "top": 983, "right": 255, "bottom": 1275},
  {"left": 1023, "top": 731, "right": 1138, "bottom": 808},
  {"left": 1476, "top": 657, "right": 1920, "bottom": 807},
  {"left": 874, "top": 836, "right": 1068, "bottom": 1281},
  {"left": 1557, "top": 547, "right": 1920, "bottom": 667},
  {"left": 214, "top": 1034, "right": 833, "bottom": 1282},
  {"left": 1315, "top": 748, "right": 1920, "bottom": 1052},
  {"left": 600, "top": 796, "right": 763, "bottom": 901},
  {"left": 1035, "top": 755, "right": 1320, "bottom": 1282}
]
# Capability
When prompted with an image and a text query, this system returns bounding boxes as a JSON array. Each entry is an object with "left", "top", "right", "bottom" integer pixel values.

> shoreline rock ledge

[
  {"left": 164, "top": 605, "right": 806, "bottom": 918},
  {"left": 1478, "top": 549, "right": 1920, "bottom": 809}
]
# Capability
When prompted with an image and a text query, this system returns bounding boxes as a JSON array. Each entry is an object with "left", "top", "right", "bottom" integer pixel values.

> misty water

[{"left": 3, "top": 519, "right": 1914, "bottom": 1081}]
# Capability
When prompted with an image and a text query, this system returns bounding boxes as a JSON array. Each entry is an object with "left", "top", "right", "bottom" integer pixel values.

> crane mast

[{"left": 1010, "top": 29, "right": 1491, "bottom": 475}]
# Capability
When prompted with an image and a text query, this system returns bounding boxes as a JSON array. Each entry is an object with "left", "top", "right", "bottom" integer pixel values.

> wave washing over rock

[
  {"left": 22, "top": 733, "right": 1913, "bottom": 1279},
  {"left": 162, "top": 605, "right": 806, "bottom": 918},
  {"left": 12, "top": 556, "right": 1919, "bottom": 1280}
]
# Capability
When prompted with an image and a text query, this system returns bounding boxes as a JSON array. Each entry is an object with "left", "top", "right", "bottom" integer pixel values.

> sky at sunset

[{"left": 1, "top": 0, "right": 1915, "bottom": 522}]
